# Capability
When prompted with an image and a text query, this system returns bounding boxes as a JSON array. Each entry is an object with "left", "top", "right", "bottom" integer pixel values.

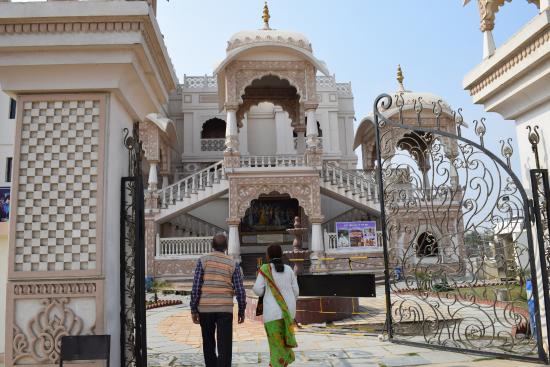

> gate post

[{"left": 528, "top": 126, "right": 550, "bottom": 358}]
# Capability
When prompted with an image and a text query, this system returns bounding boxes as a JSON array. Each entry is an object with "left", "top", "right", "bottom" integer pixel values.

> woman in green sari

[{"left": 253, "top": 244, "right": 300, "bottom": 366}]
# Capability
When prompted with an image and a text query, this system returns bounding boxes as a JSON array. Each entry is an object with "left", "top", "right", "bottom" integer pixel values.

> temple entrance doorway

[{"left": 239, "top": 193, "right": 306, "bottom": 276}]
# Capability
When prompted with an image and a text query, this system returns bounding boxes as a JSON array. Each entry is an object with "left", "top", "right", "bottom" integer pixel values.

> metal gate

[
  {"left": 372, "top": 94, "right": 549, "bottom": 362},
  {"left": 120, "top": 123, "right": 147, "bottom": 367}
]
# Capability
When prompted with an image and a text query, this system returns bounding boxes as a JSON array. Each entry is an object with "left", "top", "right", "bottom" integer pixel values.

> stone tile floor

[{"left": 147, "top": 299, "right": 547, "bottom": 367}]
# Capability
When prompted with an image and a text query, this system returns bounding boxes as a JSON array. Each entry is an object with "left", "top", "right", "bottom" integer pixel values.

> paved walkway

[{"left": 147, "top": 297, "right": 546, "bottom": 367}]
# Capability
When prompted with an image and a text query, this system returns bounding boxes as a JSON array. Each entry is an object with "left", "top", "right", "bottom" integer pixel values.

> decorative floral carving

[
  {"left": 468, "top": 30, "right": 549, "bottom": 96},
  {"left": 12, "top": 298, "right": 93, "bottom": 365},
  {"left": 228, "top": 175, "right": 322, "bottom": 221},
  {"left": 155, "top": 259, "right": 197, "bottom": 277},
  {"left": 226, "top": 33, "right": 313, "bottom": 53},
  {"left": 13, "top": 282, "right": 96, "bottom": 296},
  {"left": 224, "top": 60, "right": 319, "bottom": 105}
]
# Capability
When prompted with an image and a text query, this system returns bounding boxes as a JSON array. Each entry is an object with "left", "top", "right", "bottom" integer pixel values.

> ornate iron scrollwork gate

[
  {"left": 373, "top": 94, "right": 548, "bottom": 362},
  {"left": 121, "top": 123, "right": 147, "bottom": 367}
]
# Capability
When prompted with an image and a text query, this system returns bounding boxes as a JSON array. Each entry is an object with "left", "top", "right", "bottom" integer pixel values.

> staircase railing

[
  {"left": 159, "top": 160, "right": 225, "bottom": 208},
  {"left": 240, "top": 155, "right": 306, "bottom": 168},
  {"left": 320, "top": 162, "right": 379, "bottom": 202}
]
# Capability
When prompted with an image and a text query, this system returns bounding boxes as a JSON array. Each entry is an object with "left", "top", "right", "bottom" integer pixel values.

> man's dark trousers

[{"left": 199, "top": 312, "right": 233, "bottom": 367}]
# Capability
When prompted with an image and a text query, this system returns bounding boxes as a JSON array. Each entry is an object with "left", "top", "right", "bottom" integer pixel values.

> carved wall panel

[
  {"left": 6, "top": 94, "right": 107, "bottom": 367},
  {"left": 145, "top": 217, "right": 156, "bottom": 277},
  {"left": 10, "top": 95, "right": 105, "bottom": 276},
  {"left": 7, "top": 280, "right": 103, "bottom": 366},
  {"left": 154, "top": 259, "right": 198, "bottom": 277},
  {"left": 228, "top": 174, "right": 322, "bottom": 222}
]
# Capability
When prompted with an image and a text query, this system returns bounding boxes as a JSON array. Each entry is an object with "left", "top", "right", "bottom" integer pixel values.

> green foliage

[{"left": 151, "top": 279, "right": 169, "bottom": 302}]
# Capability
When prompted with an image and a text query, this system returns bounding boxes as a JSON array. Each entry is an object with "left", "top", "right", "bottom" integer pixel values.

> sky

[{"left": 156, "top": 1, "right": 538, "bottom": 172}]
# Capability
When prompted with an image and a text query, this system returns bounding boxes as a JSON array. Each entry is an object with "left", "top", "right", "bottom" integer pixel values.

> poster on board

[
  {"left": 0, "top": 187, "right": 10, "bottom": 222},
  {"left": 335, "top": 221, "right": 377, "bottom": 249}
]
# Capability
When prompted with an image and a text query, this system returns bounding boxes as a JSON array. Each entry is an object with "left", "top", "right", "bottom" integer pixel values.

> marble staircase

[
  {"left": 319, "top": 162, "right": 380, "bottom": 214},
  {"left": 154, "top": 159, "right": 381, "bottom": 224},
  {"left": 155, "top": 160, "right": 228, "bottom": 223}
]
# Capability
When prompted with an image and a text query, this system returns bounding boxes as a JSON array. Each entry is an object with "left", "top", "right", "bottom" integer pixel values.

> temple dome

[{"left": 226, "top": 29, "right": 313, "bottom": 53}]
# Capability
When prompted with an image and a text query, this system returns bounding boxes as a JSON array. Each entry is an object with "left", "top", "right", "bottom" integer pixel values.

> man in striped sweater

[{"left": 190, "top": 234, "right": 246, "bottom": 367}]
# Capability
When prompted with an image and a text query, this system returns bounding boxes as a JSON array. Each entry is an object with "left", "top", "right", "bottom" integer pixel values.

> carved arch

[
  {"left": 223, "top": 60, "right": 318, "bottom": 106},
  {"left": 237, "top": 70, "right": 305, "bottom": 104},
  {"left": 236, "top": 98, "right": 299, "bottom": 127},
  {"left": 228, "top": 175, "right": 322, "bottom": 222}
]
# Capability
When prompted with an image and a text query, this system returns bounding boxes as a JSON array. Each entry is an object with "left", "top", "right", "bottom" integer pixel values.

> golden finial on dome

[
  {"left": 397, "top": 64, "right": 405, "bottom": 91},
  {"left": 262, "top": 1, "right": 271, "bottom": 30}
]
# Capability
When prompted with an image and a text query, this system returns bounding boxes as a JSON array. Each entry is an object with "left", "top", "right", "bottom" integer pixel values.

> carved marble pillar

[
  {"left": 225, "top": 104, "right": 239, "bottom": 153},
  {"left": 238, "top": 113, "right": 249, "bottom": 156},
  {"left": 310, "top": 220, "right": 325, "bottom": 253},
  {"left": 309, "top": 216, "right": 327, "bottom": 273},
  {"left": 148, "top": 161, "right": 159, "bottom": 191},
  {"left": 305, "top": 104, "right": 319, "bottom": 149},
  {"left": 295, "top": 128, "right": 306, "bottom": 154},
  {"left": 227, "top": 219, "right": 241, "bottom": 260},
  {"left": 145, "top": 215, "right": 157, "bottom": 277}
]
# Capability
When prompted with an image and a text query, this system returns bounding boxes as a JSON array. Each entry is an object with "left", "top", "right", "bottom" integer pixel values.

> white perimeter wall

[
  {"left": 0, "top": 90, "right": 15, "bottom": 358},
  {"left": 0, "top": 91, "right": 15, "bottom": 187},
  {"left": 0, "top": 229, "right": 7, "bottom": 357}
]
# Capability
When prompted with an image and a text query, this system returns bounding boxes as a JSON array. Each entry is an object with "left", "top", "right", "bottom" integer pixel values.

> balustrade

[
  {"left": 320, "top": 162, "right": 379, "bottom": 202},
  {"left": 240, "top": 155, "right": 306, "bottom": 168},
  {"left": 157, "top": 237, "right": 212, "bottom": 258}
]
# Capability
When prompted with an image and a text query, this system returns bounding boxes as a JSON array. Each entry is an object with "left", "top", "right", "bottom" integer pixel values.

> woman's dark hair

[{"left": 267, "top": 244, "right": 284, "bottom": 272}]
